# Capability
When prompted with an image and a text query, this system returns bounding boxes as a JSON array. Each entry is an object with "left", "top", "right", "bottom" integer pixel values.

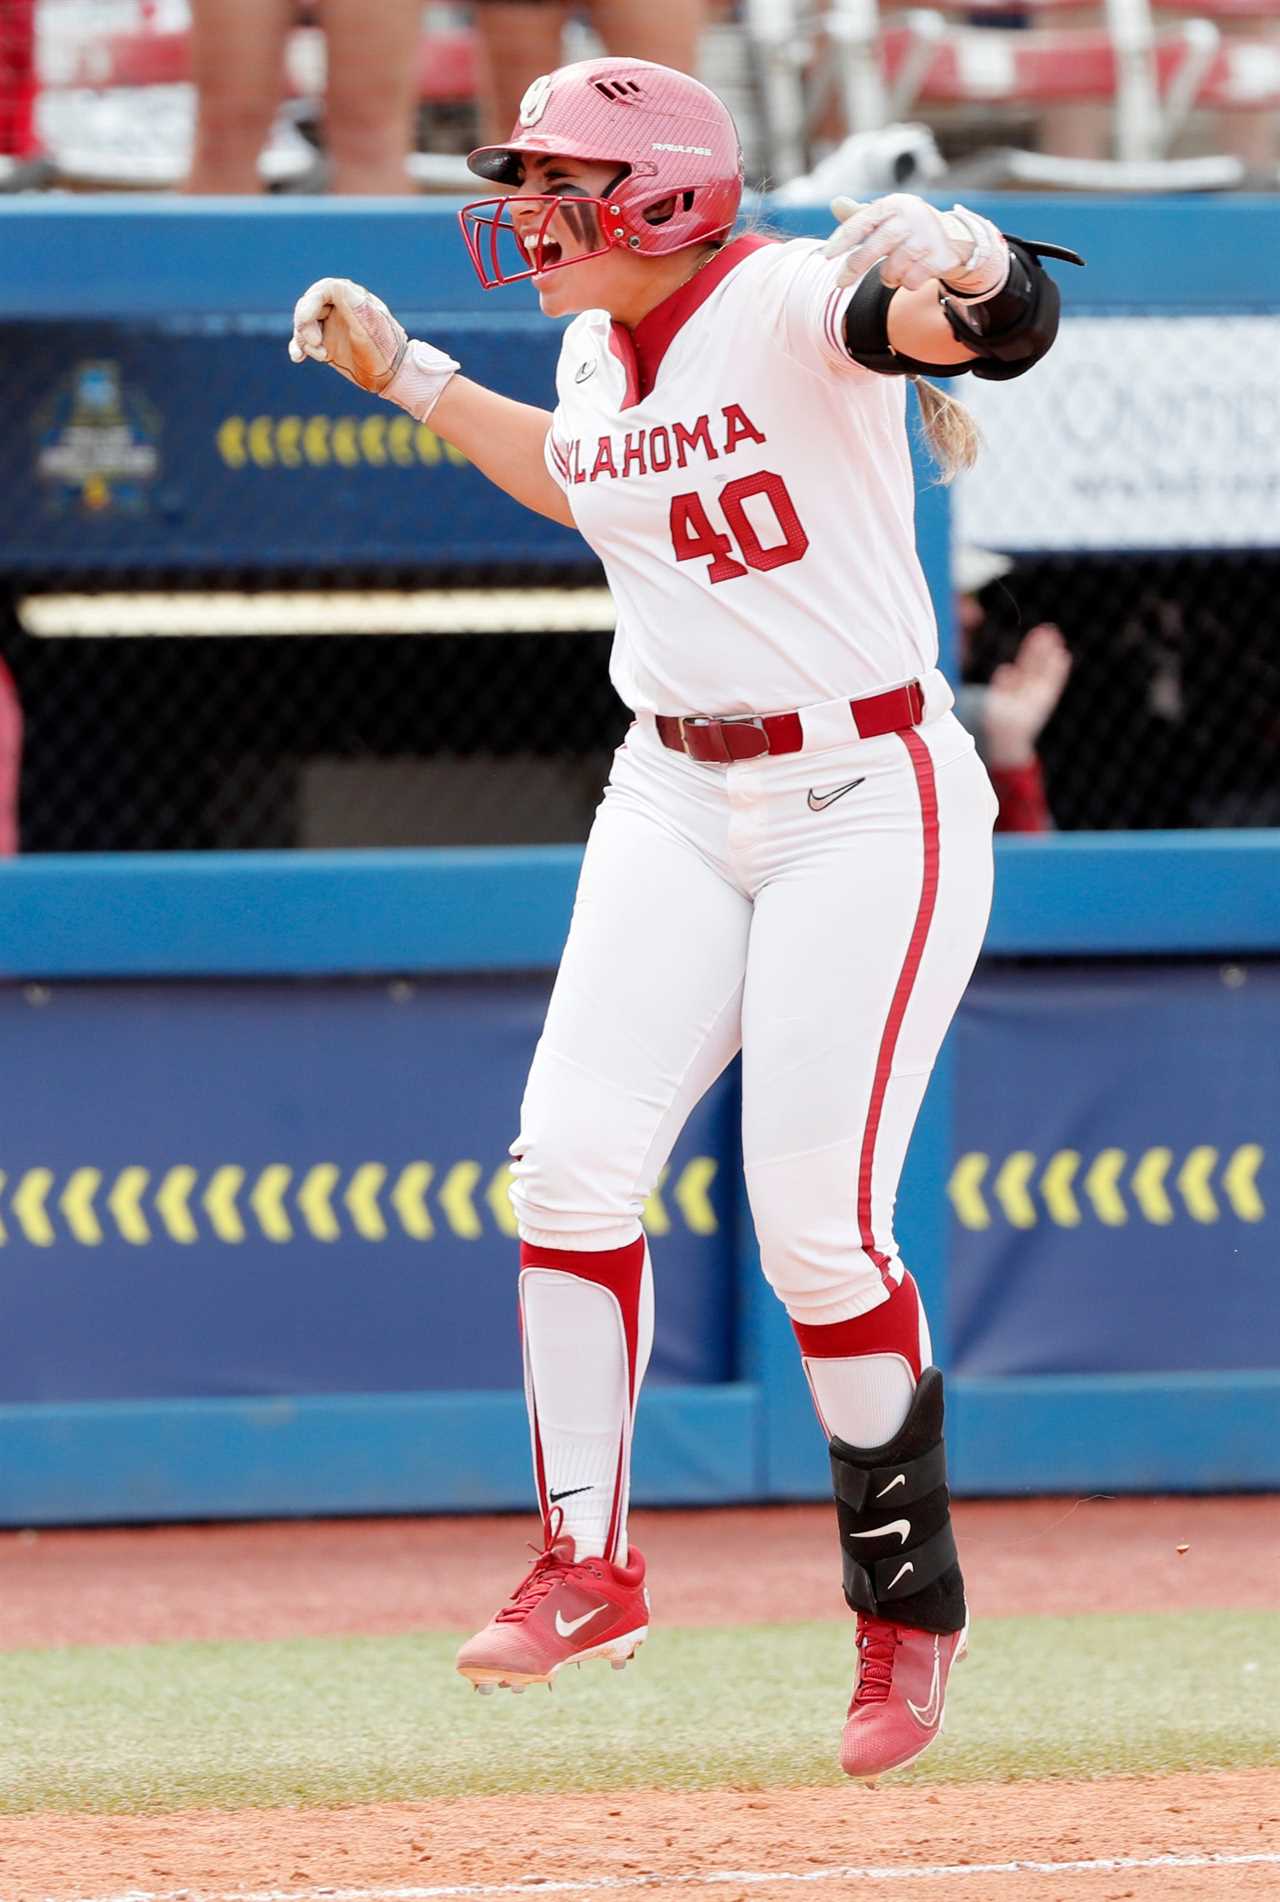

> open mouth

[{"left": 525, "top": 234, "right": 564, "bottom": 273}]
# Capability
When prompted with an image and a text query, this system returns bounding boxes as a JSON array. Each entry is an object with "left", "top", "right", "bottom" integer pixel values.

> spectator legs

[
  {"left": 321, "top": 0, "right": 422, "bottom": 195},
  {"left": 186, "top": 0, "right": 294, "bottom": 193},
  {"left": 473, "top": 4, "right": 569, "bottom": 144},
  {"left": 1032, "top": 6, "right": 1112, "bottom": 162},
  {"left": 473, "top": 0, "right": 707, "bottom": 145},
  {"left": 588, "top": 0, "right": 706, "bottom": 80}
]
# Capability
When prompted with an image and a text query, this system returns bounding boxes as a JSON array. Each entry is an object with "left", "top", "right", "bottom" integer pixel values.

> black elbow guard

[
  {"left": 843, "top": 237, "right": 1084, "bottom": 382},
  {"left": 939, "top": 236, "right": 1085, "bottom": 381},
  {"left": 844, "top": 264, "right": 971, "bottom": 379}
]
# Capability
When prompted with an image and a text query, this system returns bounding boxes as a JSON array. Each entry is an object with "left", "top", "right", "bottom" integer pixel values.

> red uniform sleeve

[
  {"left": 0, "top": 657, "right": 22, "bottom": 855},
  {"left": 544, "top": 424, "right": 572, "bottom": 495},
  {"left": 989, "top": 757, "right": 1052, "bottom": 834}
]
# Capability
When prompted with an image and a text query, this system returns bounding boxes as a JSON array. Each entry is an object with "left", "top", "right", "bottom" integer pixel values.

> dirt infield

[
  {"left": 4, "top": 1771, "right": 1279, "bottom": 1901},
  {"left": 3, "top": 1494, "right": 1276, "bottom": 1650},
  {"left": 4, "top": 1497, "right": 1278, "bottom": 1901}
]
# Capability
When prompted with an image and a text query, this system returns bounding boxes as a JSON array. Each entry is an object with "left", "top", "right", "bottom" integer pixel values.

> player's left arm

[{"left": 823, "top": 194, "right": 1083, "bottom": 381}]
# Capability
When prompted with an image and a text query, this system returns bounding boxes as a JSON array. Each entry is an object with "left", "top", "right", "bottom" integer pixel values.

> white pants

[{"left": 510, "top": 696, "right": 997, "bottom": 1326}]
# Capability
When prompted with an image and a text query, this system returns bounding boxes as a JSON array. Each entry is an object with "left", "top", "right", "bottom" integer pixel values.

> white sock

[
  {"left": 520, "top": 1248, "right": 653, "bottom": 1564},
  {"left": 805, "top": 1352, "right": 918, "bottom": 1447}
]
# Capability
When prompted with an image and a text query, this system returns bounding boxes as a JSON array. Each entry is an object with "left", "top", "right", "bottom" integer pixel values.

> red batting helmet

[{"left": 461, "top": 58, "right": 744, "bottom": 289}]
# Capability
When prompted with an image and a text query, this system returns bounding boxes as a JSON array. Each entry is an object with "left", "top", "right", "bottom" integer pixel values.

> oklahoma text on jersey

[{"left": 553, "top": 403, "right": 766, "bottom": 485}]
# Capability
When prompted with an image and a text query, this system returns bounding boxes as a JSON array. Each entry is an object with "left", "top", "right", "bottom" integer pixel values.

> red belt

[{"left": 654, "top": 680, "right": 925, "bottom": 764}]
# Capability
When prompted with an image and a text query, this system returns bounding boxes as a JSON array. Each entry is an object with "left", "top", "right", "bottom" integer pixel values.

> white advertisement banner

[{"left": 954, "top": 316, "right": 1280, "bottom": 552}]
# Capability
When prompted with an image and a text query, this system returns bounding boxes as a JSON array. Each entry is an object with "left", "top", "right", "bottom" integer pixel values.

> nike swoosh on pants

[{"left": 807, "top": 777, "right": 866, "bottom": 812}]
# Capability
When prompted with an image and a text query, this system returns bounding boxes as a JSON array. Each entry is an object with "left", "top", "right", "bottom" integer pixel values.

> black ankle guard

[{"left": 829, "top": 1367, "right": 966, "bottom": 1635}]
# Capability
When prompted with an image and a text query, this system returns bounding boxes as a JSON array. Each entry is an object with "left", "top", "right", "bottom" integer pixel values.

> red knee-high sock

[
  {"left": 518, "top": 1237, "right": 652, "bottom": 1564},
  {"left": 791, "top": 1271, "right": 931, "bottom": 1447}
]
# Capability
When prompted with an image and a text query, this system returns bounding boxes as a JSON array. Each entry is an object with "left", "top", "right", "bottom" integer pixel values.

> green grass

[{"left": 2, "top": 1612, "right": 1277, "bottom": 1813}]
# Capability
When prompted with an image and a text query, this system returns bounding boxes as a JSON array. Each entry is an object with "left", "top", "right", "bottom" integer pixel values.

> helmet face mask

[
  {"left": 460, "top": 57, "right": 744, "bottom": 293},
  {"left": 460, "top": 193, "right": 618, "bottom": 290}
]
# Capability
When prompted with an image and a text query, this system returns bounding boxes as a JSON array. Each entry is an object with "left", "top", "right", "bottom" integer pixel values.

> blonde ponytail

[{"left": 911, "top": 377, "right": 982, "bottom": 485}]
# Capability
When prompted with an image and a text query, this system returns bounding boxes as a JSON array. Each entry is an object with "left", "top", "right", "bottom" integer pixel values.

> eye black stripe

[{"left": 560, "top": 200, "right": 589, "bottom": 245}]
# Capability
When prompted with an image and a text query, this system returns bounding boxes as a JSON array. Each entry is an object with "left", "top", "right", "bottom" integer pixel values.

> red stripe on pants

[
  {"left": 856, "top": 729, "right": 940, "bottom": 1290},
  {"left": 519, "top": 1237, "right": 645, "bottom": 1560}
]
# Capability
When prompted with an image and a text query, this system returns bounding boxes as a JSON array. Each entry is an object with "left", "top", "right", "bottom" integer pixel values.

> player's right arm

[
  {"left": 288, "top": 277, "right": 575, "bottom": 529},
  {"left": 428, "top": 377, "right": 574, "bottom": 528}
]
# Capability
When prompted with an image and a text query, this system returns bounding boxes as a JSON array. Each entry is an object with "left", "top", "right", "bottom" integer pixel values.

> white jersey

[{"left": 544, "top": 233, "right": 939, "bottom": 718}]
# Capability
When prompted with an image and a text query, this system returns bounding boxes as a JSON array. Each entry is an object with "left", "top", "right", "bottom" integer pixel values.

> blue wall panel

[
  {"left": 4, "top": 946, "right": 1276, "bottom": 1517},
  {"left": 0, "top": 977, "right": 737, "bottom": 1405},
  {"left": 7, "top": 194, "right": 1247, "bottom": 578},
  {"left": 2, "top": 838, "right": 1279, "bottom": 1515},
  {"left": 0, "top": 321, "right": 953, "bottom": 581},
  {"left": 951, "top": 962, "right": 1279, "bottom": 1376},
  {"left": 2, "top": 197, "right": 1277, "bottom": 321},
  {"left": 0, "top": 1384, "right": 762, "bottom": 1525},
  {"left": 950, "top": 1373, "right": 1280, "bottom": 1495},
  {"left": 3, "top": 318, "right": 577, "bottom": 572},
  {"left": 2, "top": 833, "right": 1277, "bottom": 981}
]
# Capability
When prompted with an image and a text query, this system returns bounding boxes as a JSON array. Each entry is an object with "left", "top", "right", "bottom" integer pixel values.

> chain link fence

[
  {"left": 8, "top": 554, "right": 1277, "bottom": 848},
  {"left": 0, "top": 603, "right": 625, "bottom": 853},
  {"left": 961, "top": 551, "right": 1280, "bottom": 830},
  {"left": 955, "top": 307, "right": 1280, "bottom": 830}
]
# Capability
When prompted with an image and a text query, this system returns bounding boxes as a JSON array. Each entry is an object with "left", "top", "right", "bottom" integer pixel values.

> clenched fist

[
  {"left": 288, "top": 277, "right": 410, "bottom": 394},
  {"left": 823, "top": 194, "right": 1008, "bottom": 299},
  {"left": 288, "top": 277, "right": 461, "bottom": 423}
]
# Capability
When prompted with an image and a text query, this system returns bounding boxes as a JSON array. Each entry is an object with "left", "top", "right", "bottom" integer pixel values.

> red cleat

[
  {"left": 840, "top": 1614, "right": 968, "bottom": 1778},
  {"left": 456, "top": 1526, "right": 649, "bottom": 1692}
]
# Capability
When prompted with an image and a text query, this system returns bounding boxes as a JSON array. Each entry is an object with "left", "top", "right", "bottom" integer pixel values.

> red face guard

[{"left": 459, "top": 194, "right": 620, "bottom": 290}]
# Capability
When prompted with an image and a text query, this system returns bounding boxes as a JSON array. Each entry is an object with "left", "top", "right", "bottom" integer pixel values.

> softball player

[{"left": 289, "top": 58, "right": 1077, "bottom": 1778}]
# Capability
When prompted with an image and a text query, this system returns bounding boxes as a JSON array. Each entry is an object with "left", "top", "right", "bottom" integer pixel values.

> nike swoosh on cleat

[
  {"left": 846, "top": 1519, "right": 912, "bottom": 1545},
  {"left": 875, "top": 1474, "right": 907, "bottom": 1498},
  {"left": 906, "top": 1638, "right": 943, "bottom": 1727},
  {"left": 807, "top": 777, "right": 865, "bottom": 812},
  {"left": 885, "top": 1561, "right": 915, "bottom": 1592},
  {"left": 554, "top": 1605, "right": 606, "bottom": 1639}
]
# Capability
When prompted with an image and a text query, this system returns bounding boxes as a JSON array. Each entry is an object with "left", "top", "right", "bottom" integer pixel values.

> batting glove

[
  {"left": 288, "top": 277, "right": 460, "bottom": 422},
  {"left": 822, "top": 195, "right": 1009, "bottom": 301}
]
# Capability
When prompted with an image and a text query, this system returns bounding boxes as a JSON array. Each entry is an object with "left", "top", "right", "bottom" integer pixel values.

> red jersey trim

[
  {"left": 607, "top": 323, "right": 641, "bottom": 410},
  {"left": 610, "top": 232, "right": 778, "bottom": 409},
  {"left": 547, "top": 429, "right": 571, "bottom": 480},
  {"left": 823, "top": 285, "right": 846, "bottom": 359}
]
